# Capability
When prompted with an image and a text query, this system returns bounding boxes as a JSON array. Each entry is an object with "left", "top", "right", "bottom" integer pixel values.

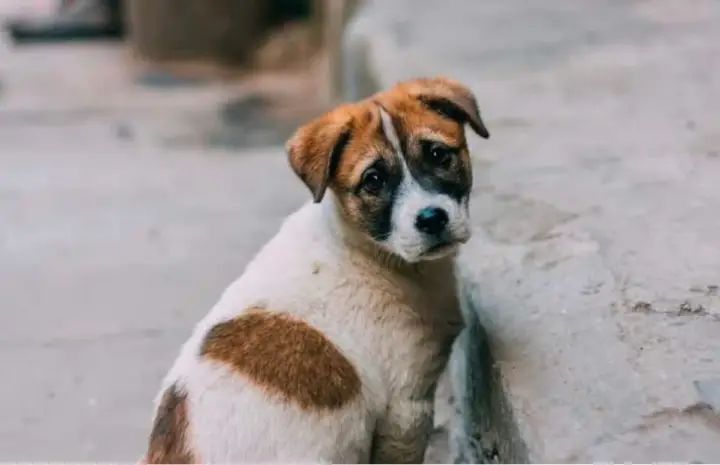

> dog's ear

[
  {"left": 407, "top": 77, "right": 490, "bottom": 139},
  {"left": 286, "top": 110, "right": 352, "bottom": 203}
]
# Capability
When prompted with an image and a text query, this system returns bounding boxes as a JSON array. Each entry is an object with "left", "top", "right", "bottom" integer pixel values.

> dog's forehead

[
  {"left": 370, "top": 91, "right": 466, "bottom": 145},
  {"left": 331, "top": 92, "right": 467, "bottom": 186}
]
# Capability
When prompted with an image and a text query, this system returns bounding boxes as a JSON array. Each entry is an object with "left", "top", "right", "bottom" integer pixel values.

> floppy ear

[
  {"left": 407, "top": 77, "right": 490, "bottom": 139},
  {"left": 286, "top": 111, "right": 352, "bottom": 203}
]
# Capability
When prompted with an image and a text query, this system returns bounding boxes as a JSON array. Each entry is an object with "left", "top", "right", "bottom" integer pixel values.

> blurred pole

[
  {"left": 126, "top": 0, "right": 269, "bottom": 64},
  {"left": 319, "top": 0, "right": 357, "bottom": 104}
]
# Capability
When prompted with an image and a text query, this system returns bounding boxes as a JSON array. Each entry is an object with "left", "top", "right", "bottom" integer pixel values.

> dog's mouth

[
  {"left": 420, "top": 240, "right": 460, "bottom": 260},
  {"left": 419, "top": 231, "right": 471, "bottom": 260}
]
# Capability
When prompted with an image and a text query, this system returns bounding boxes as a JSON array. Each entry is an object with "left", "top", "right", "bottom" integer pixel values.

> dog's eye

[
  {"left": 429, "top": 146, "right": 454, "bottom": 168},
  {"left": 360, "top": 168, "right": 386, "bottom": 195},
  {"left": 424, "top": 142, "right": 456, "bottom": 169}
]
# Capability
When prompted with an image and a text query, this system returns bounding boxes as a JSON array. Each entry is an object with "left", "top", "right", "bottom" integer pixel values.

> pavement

[
  {"left": 345, "top": 0, "right": 720, "bottom": 462},
  {"left": 0, "top": 6, "right": 318, "bottom": 459}
]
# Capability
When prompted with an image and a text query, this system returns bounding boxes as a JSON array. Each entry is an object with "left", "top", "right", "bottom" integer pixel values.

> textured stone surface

[{"left": 345, "top": 0, "right": 720, "bottom": 462}]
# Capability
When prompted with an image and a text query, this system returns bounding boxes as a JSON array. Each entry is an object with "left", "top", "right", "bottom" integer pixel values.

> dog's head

[{"left": 287, "top": 77, "right": 489, "bottom": 263}]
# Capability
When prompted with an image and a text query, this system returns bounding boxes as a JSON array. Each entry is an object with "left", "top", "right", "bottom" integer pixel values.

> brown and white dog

[{"left": 143, "top": 77, "right": 489, "bottom": 463}]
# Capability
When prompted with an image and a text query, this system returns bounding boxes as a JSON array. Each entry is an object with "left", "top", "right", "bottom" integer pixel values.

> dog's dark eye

[
  {"left": 425, "top": 143, "right": 455, "bottom": 169},
  {"left": 360, "top": 168, "right": 386, "bottom": 195}
]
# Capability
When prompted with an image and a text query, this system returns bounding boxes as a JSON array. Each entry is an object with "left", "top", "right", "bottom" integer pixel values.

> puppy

[{"left": 143, "top": 77, "right": 489, "bottom": 463}]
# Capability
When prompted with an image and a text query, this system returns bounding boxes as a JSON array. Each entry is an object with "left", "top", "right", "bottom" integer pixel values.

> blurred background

[
  {"left": 1, "top": 0, "right": 719, "bottom": 462},
  {"left": 0, "top": 0, "right": 356, "bottom": 460}
]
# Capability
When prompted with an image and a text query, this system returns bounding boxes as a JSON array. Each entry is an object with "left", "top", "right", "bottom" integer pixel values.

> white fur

[
  {"left": 379, "top": 108, "right": 471, "bottom": 263},
  {"left": 151, "top": 198, "right": 464, "bottom": 463}
]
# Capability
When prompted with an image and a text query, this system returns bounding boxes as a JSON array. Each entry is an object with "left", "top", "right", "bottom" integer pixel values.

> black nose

[{"left": 415, "top": 207, "right": 449, "bottom": 235}]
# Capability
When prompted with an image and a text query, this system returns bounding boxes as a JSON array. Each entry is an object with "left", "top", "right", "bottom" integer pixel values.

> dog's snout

[{"left": 415, "top": 207, "right": 449, "bottom": 235}]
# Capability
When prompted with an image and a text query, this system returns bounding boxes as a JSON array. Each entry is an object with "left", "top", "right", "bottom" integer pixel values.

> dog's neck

[{"left": 320, "top": 194, "right": 457, "bottom": 279}]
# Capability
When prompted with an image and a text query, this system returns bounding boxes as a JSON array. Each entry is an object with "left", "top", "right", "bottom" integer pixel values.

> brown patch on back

[
  {"left": 146, "top": 384, "right": 196, "bottom": 464},
  {"left": 200, "top": 309, "right": 361, "bottom": 410}
]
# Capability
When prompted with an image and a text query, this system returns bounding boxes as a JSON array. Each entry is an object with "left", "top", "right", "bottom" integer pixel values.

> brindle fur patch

[
  {"left": 146, "top": 384, "right": 196, "bottom": 464},
  {"left": 200, "top": 309, "right": 361, "bottom": 410}
]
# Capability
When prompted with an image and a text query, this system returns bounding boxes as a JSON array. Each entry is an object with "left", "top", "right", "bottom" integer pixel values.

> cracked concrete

[{"left": 345, "top": 0, "right": 720, "bottom": 461}]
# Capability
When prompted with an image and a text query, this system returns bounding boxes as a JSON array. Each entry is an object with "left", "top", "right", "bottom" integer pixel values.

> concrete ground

[
  {"left": 0, "top": 7, "right": 319, "bottom": 459},
  {"left": 346, "top": 0, "right": 720, "bottom": 462}
]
